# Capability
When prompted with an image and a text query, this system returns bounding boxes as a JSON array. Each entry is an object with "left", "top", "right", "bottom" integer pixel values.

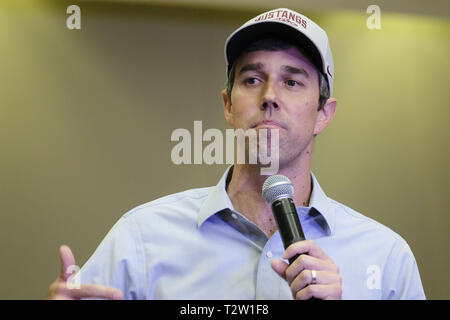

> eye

[
  {"left": 244, "top": 77, "right": 261, "bottom": 85},
  {"left": 286, "top": 79, "right": 302, "bottom": 87}
]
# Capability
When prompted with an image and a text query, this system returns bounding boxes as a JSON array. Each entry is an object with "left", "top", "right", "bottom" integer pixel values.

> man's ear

[
  {"left": 222, "top": 89, "right": 234, "bottom": 127},
  {"left": 314, "top": 98, "right": 337, "bottom": 136}
]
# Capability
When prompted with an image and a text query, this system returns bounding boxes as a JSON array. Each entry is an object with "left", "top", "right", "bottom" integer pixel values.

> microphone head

[{"left": 262, "top": 174, "right": 294, "bottom": 204}]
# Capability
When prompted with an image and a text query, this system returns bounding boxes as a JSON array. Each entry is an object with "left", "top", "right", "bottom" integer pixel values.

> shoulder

[
  {"left": 328, "top": 197, "right": 407, "bottom": 246},
  {"left": 122, "top": 186, "right": 212, "bottom": 220},
  {"left": 327, "top": 198, "right": 425, "bottom": 299},
  {"left": 101, "top": 186, "right": 212, "bottom": 243},
  {"left": 326, "top": 197, "right": 421, "bottom": 274}
]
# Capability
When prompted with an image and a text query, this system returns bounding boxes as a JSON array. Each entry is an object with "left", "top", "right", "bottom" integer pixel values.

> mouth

[{"left": 251, "top": 120, "right": 286, "bottom": 130}]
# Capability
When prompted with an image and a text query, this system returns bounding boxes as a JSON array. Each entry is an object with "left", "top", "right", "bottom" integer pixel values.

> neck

[{"left": 226, "top": 149, "right": 313, "bottom": 237}]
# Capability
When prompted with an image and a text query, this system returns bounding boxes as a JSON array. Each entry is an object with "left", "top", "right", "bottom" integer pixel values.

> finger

[
  {"left": 64, "top": 284, "right": 124, "bottom": 300},
  {"left": 270, "top": 258, "right": 289, "bottom": 281},
  {"left": 58, "top": 245, "right": 76, "bottom": 282},
  {"left": 290, "top": 270, "right": 341, "bottom": 295},
  {"left": 285, "top": 254, "right": 335, "bottom": 284},
  {"left": 282, "top": 240, "right": 331, "bottom": 261},
  {"left": 295, "top": 283, "right": 342, "bottom": 300}
]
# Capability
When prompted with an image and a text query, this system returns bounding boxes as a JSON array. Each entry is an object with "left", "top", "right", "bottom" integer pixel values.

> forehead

[{"left": 235, "top": 47, "right": 317, "bottom": 75}]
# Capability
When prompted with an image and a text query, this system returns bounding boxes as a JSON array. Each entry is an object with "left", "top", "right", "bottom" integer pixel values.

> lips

[{"left": 251, "top": 120, "right": 286, "bottom": 129}]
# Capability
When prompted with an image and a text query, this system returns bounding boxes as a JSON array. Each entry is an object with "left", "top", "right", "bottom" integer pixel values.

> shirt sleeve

[
  {"left": 382, "top": 238, "right": 426, "bottom": 300},
  {"left": 78, "top": 214, "right": 146, "bottom": 299}
]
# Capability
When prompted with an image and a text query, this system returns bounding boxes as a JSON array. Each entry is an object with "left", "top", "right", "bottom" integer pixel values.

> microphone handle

[
  {"left": 271, "top": 197, "right": 319, "bottom": 299},
  {"left": 289, "top": 254, "right": 300, "bottom": 265},
  {"left": 271, "top": 197, "right": 305, "bottom": 261}
]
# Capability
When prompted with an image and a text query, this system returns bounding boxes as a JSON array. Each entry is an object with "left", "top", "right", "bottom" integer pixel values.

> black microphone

[{"left": 262, "top": 174, "right": 305, "bottom": 265}]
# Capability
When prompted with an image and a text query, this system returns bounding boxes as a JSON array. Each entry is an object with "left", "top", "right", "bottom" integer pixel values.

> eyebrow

[
  {"left": 237, "top": 63, "right": 309, "bottom": 78},
  {"left": 281, "top": 65, "right": 309, "bottom": 78},
  {"left": 238, "top": 63, "right": 263, "bottom": 76}
]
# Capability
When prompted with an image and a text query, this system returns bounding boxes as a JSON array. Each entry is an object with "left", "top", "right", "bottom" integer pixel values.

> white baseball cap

[{"left": 224, "top": 8, "right": 334, "bottom": 95}]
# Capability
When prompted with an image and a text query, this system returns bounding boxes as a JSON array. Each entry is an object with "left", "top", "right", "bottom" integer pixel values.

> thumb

[
  {"left": 58, "top": 244, "right": 76, "bottom": 282},
  {"left": 271, "top": 258, "right": 288, "bottom": 281}
]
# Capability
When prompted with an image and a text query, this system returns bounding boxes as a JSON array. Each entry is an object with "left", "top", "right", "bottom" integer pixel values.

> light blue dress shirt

[{"left": 79, "top": 167, "right": 425, "bottom": 299}]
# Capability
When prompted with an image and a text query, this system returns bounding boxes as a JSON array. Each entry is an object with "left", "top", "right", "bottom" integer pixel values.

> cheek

[
  {"left": 288, "top": 101, "right": 318, "bottom": 134},
  {"left": 230, "top": 92, "right": 259, "bottom": 127},
  {"left": 232, "top": 86, "right": 256, "bottom": 108}
]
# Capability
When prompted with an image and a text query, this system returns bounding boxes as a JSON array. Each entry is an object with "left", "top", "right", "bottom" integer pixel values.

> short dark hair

[{"left": 225, "top": 38, "right": 330, "bottom": 110}]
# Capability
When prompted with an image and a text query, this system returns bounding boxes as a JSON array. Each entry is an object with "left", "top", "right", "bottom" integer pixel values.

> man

[{"left": 46, "top": 8, "right": 425, "bottom": 300}]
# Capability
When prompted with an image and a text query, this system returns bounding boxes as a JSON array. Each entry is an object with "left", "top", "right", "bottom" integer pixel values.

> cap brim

[{"left": 226, "top": 21, "right": 324, "bottom": 75}]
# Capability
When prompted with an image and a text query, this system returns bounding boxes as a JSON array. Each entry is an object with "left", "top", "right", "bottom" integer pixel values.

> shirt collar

[
  {"left": 308, "top": 172, "right": 336, "bottom": 235},
  {"left": 198, "top": 166, "right": 335, "bottom": 235},
  {"left": 198, "top": 166, "right": 235, "bottom": 227}
]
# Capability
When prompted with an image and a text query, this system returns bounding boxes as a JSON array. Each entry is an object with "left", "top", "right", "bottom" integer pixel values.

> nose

[{"left": 260, "top": 80, "right": 279, "bottom": 111}]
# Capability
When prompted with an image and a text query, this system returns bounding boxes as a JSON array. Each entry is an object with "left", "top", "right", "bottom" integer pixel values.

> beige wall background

[{"left": 0, "top": 0, "right": 449, "bottom": 299}]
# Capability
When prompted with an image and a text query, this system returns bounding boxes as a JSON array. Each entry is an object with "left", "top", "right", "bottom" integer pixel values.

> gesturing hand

[
  {"left": 46, "top": 245, "right": 124, "bottom": 300},
  {"left": 271, "top": 240, "right": 342, "bottom": 300}
]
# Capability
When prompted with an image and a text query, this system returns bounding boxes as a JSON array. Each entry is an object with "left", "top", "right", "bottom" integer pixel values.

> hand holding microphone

[{"left": 262, "top": 175, "right": 343, "bottom": 300}]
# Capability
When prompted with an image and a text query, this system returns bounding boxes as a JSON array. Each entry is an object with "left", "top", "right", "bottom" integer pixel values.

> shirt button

[
  {"left": 266, "top": 251, "right": 273, "bottom": 258},
  {"left": 231, "top": 213, "right": 238, "bottom": 219}
]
